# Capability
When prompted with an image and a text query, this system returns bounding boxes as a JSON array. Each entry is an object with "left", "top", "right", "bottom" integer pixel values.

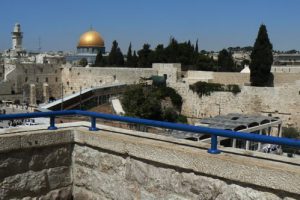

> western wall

[
  {"left": 61, "top": 66, "right": 158, "bottom": 95},
  {"left": 0, "top": 63, "right": 299, "bottom": 129}
]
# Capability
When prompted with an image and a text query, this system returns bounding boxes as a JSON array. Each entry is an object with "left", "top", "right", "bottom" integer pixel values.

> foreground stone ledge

[
  {"left": 74, "top": 126, "right": 300, "bottom": 197},
  {"left": 0, "top": 122, "right": 299, "bottom": 199}
]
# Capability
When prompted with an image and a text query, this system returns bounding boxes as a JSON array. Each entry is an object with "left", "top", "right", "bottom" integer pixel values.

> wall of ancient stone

[
  {"left": 0, "top": 63, "right": 63, "bottom": 103},
  {"left": 61, "top": 66, "right": 158, "bottom": 95},
  {"left": 172, "top": 82, "right": 300, "bottom": 128},
  {"left": 72, "top": 123, "right": 300, "bottom": 199},
  {"left": 73, "top": 144, "right": 289, "bottom": 200},
  {"left": 153, "top": 63, "right": 181, "bottom": 84},
  {"left": 185, "top": 70, "right": 300, "bottom": 86},
  {"left": 272, "top": 66, "right": 300, "bottom": 73},
  {"left": 0, "top": 128, "right": 73, "bottom": 199},
  {"left": 0, "top": 145, "right": 73, "bottom": 199}
]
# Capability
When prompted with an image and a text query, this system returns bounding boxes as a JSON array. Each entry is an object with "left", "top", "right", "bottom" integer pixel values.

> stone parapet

[{"left": 0, "top": 123, "right": 299, "bottom": 199}]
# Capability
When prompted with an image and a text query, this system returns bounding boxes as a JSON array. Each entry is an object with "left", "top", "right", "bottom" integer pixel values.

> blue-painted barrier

[{"left": 0, "top": 110, "right": 299, "bottom": 154}]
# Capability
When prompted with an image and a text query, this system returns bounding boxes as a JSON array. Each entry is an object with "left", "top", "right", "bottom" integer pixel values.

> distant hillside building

[{"left": 273, "top": 53, "right": 300, "bottom": 65}]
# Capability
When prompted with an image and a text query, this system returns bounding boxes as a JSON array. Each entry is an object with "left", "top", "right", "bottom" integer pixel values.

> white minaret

[{"left": 12, "top": 23, "right": 23, "bottom": 51}]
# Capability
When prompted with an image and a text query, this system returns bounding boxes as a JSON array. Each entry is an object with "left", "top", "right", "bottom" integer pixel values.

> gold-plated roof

[{"left": 77, "top": 30, "right": 104, "bottom": 48}]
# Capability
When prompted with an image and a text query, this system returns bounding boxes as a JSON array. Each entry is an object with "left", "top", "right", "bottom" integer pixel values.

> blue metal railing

[{"left": 0, "top": 110, "right": 299, "bottom": 154}]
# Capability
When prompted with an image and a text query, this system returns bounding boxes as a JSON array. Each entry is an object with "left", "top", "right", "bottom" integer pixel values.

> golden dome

[{"left": 77, "top": 30, "right": 104, "bottom": 48}]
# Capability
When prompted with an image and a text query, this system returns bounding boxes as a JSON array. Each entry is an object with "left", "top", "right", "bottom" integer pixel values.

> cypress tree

[
  {"left": 116, "top": 47, "right": 124, "bottom": 66},
  {"left": 108, "top": 40, "right": 118, "bottom": 66},
  {"left": 250, "top": 24, "right": 273, "bottom": 86},
  {"left": 218, "top": 49, "right": 235, "bottom": 72},
  {"left": 126, "top": 43, "right": 133, "bottom": 67},
  {"left": 137, "top": 44, "right": 152, "bottom": 67},
  {"left": 132, "top": 51, "right": 138, "bottom": 67},
  {"left": 195, "top": 39, "right": 199, "bottom": 53},
  {"left": 95, "top": 52, "right": 103, "bottom": 66}
]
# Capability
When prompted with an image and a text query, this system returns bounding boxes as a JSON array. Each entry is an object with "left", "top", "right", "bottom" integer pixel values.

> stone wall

[
  {"left": 0, "top": 63, "right": 62, "bottom": 103},
  {"left": 185, "top": 70, "right": 300, "bottom": 86},
  {"left": 272, "top": 66, "right": 300, "bottom": 73},
  {"left": 73, "top": 144, "right": 287, "bottom": 200},
  {"left": 0, "top": 123, "right": 299, "bottom": 199},
  {"left": 0, "top": 128, "right": 73, "bottom": 200},
  {"left": 61, "top": 67, "right": 157, "bottom": 95},
  {"left": 153, "top": 63, "right": 181, "bottom": 84},
  {"left": 172, "top": 82, "right": 300, "bottom": 128},
  {"left": 72, "top": 124, "right": 300, "bottom": 199}
]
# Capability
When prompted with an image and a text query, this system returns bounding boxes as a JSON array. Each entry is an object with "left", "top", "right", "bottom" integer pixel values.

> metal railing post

[
  {"left": 48, "top": 116, "right": 57, "bottom": 130},
  {"left": 208, "top": 135, "right": 221, "bottom": 154},
  {"left": 89, "top": 117, "right": 98, "bottom": 131}
]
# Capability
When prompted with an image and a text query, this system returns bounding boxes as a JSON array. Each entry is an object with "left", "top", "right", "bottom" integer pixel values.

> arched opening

[
  {"left": 248, "top": 122, "right": 259, "bottom": 128},
  {"left": 234, "top": 125, "right": 247, "bottom": 131},
  {"left": 260, "top": 119, "right": 270, "bottom": 124}
]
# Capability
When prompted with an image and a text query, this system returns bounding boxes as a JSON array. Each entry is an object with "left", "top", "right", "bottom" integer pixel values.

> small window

[
  {"left": 36, "top": 78, "right": 39, "bottom": 83},
  {"left": 25, "top": 77, "right": 28, "bottom": 82},
  {"left": 45, "top": 77, "right": 48, "bottom": 82},
  {"left": 55, "top": 77, "right": 58, "bottom": 82}
]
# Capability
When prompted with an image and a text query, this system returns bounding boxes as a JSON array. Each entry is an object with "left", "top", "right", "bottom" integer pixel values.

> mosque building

[
  {"left": 66, "top": 29, "right": 106, "bottom": 65},
  {"left": 4, "top": 23, "right": 27, "bottom": 59}
]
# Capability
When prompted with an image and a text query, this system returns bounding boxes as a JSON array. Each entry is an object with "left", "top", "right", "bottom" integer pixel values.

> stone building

[
  {"left": 66, "top": 29, "right": 106, "bottom": 64},
  {"left": 3, "top": 23, "right": 27, "bottom": 60}
]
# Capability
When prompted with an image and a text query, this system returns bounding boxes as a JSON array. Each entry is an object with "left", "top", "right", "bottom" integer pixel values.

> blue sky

[{"left": 1, "top": 0, "right": 299, "bottom": 52}]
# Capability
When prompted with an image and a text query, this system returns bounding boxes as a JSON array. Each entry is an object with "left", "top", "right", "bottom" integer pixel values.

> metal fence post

[
  {"left": 48, "top": 116, "right": 57, "bottom": 130},
  {"left": 89, "top": 117, "right": 98, "bottom": 131},
  {"left": 208, "top": 135, "right": 221, "bottom": 154}
]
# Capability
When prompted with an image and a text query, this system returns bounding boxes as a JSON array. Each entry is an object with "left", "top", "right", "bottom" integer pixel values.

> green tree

[
  {"left": 138, "top": 44, "right": 153, "bottom": 67},
  {"left": 122, "top": 85, "right": 185, "bottom": 122},
  {"left": 94, "top": 52, "right": 107, "bottom": 67},
  {"left": 132, "top": 51, "right": 138, "bottom": 67},
  {"left": 250, "top": 24, "right": 274, "bottom": 86},
  {"left": 195, "top": 39, "right": 199, "bottom": 53},
  {"left": 108, "top": 40, "right": 118, "bottom": 65},
  {"left": 152, "top": 44, "right": 166, "bottom": 63},
  {"left": 108, "top": 40, "right": 124, "bottom": 66},
  {"left": 79, "top": 58, "right": 88, "bottom": 67},
  {"left": 126, "top": 43, "right": 133, "bottom": 67},
  {"left": 116, "top": 47, "right": 124, "bottom": 66},
  {"left": 218, "top": 49, "right": 235, "bottom": 71},
  {"left": 122, "top": 85, "right": 162, "bottom": 120}
]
